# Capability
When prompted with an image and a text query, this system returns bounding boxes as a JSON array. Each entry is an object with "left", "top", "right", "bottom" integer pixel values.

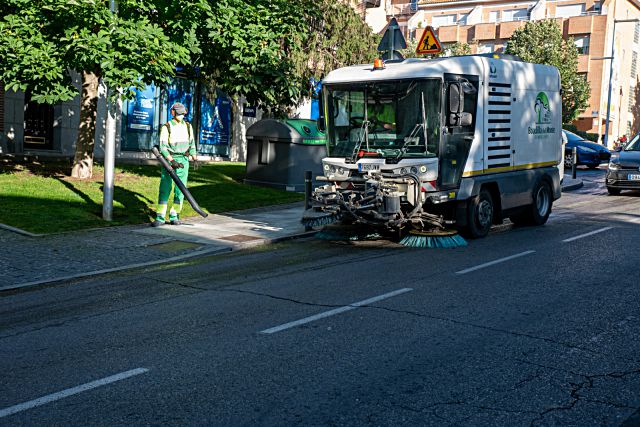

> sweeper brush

[
  {"left": 400, "top": 229, "right": 467, "bottom": 248},
  {"left": 301, "top": 209, "right": 343, "bottom": 228}
]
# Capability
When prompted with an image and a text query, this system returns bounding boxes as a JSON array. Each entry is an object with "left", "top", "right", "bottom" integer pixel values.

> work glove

[{"left": 170, "top": 160, "right": 184, "bottom": 170}]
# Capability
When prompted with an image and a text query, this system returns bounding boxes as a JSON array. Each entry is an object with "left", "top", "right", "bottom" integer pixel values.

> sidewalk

[{"left": 0, "top": 175, "right": 583, "bottom": 292}]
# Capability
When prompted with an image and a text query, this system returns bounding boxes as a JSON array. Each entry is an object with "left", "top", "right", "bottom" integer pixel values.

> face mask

[{"left": 175, "top": 114, "right": 185, "bottom": 121}]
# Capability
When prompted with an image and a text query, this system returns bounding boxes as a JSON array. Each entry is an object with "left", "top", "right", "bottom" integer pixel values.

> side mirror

[
  {"left": 317, "top": 91, "right": 326, "bottom": 132},
  {"left": 448, "top": 82, "right": 467, "bottom": 127},
  {"left": 614, "top": 145, "right": 622, "bottom": 152}
]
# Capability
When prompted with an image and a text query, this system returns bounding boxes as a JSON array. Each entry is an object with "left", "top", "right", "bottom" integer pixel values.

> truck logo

[
  {"left": 489, "top": 62, "right": 497, "bottom": 78},
  {"left": 534, "top": 92, "right": 552, "bottom": 124},
  {"left": 528, "top": 92, "right": 555, "bottom": 138}
]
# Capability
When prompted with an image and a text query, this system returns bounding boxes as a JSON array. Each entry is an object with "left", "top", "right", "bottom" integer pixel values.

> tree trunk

[{"left": 71, "top": 71, "right": 100, "bottom": 179}]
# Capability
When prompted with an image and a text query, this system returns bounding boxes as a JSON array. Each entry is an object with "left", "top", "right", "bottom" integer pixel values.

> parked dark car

[
  {"left": 562, "top": 129, "right": 611, "bottom": 169},
  {"left": 606, "top": 133, "right": 640, "bottom": 195}
]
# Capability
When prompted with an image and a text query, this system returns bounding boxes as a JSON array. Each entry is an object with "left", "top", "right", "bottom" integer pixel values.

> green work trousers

[{"left": 156, "top": 155, "right": 189, "bottom": 221}]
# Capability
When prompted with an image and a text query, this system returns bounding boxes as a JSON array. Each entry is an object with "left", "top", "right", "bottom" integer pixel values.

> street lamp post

[{"left": 603, "top": 18, "right": 639, "bottom": 148}]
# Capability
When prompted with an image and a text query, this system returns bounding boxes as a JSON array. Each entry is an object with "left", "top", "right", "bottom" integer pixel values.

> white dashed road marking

[
  {"left": 260, "top": 288, "right": 413, "bottom": 334},
  {"left": 0, "top": 368, "right": 149, "bottom": 418},
  {"left": 455, "top": 251, "right": 536, "bottom": 275},
  {"left": 562, "top": 226, "right": 613, "bottom": 243}
]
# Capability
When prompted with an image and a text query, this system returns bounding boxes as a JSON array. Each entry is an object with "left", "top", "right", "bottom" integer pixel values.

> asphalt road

[{"left": 2, "top": 167, "right": 640, "bottom": 426}]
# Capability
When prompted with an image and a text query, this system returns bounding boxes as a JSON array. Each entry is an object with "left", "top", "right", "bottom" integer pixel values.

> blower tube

[{"left": 151, "top": 146, "right": 208, "bottom": 218}]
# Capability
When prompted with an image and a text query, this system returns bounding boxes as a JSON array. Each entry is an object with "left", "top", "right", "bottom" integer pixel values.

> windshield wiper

[
  {"left": 351, "top": 119, "right": 370, "bottom": 161},
  {"left": 395, "top": 94, "right": 429, "bottom": 160}
]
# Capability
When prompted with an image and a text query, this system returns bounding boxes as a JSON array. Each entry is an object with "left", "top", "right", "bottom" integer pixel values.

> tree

[
  {"left": 202, "top": 0, "right": 378, "bottom": 115},
  {"left": 0, "top": 0, "right": 378, "bottom": 178},
  {"left": 0, "top": 0, "right": 195, "bottom": 178},
  {"left": 505, "top": 19, "right": 590, "bottom": 124}
]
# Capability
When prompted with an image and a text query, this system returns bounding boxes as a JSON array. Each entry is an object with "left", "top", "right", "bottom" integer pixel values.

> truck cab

[{"left": 307, "top": 55, "right": 562, "bottom": 239}]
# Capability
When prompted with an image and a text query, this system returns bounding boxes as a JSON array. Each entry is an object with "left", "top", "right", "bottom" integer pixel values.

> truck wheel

[
  {"left": 465, "top": 188, "right": 493, "bottom": 238},
  {"left": 510, "top": 181, "right": 553, "bottom": 226},
  {"left": 530, "top": 180, "right": 552, "bottom": 225}
]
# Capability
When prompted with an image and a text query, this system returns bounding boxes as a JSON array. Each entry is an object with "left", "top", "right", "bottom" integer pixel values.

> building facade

[
  {"left": 370, "top": 0, "right": 640, "bottom": 145},
  {"left": 0, "top": 75, "right": 262, "bottom": 163}
]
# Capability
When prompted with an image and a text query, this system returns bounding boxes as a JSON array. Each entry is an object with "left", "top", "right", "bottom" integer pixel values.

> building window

[
  {"left": 635, "top": 22, "right": 640, "bottom": 44},
  {"left": 632, "top": 51, "right": 638, "bottom": 81},
  {"left": 555, "top": 3, "right": 586, "bottom": 18},
  {"left": 488, "top": 11, "right": 499, "bottom": 23},
  {"left": 458, "top": 13, "right": 469, "bottom": 25},
  {"left": 432, "top": 14, "right": 457, "bottom": 27},
  {"left": 478, "top": 42, "right": 495, "bottom": 54},
  {"left": 593, "top": 1, "right": 601, "bottom": 13},
  {"left": 574, "top": 35, "right": 590, "bottom": 55},
  {"left": 629, "top": 87, "right": 636, "bottom": 113},
  {"left": 502, "top": 8, "right": 528, "bottom": 22}
]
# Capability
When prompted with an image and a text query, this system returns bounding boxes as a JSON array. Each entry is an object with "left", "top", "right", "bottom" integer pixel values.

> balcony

[
  {"left": 568, "top": 16, "right": 594, "bottom": 34},
  {"left": 499, "top": 21, "right": 525, "bottom": 38},
  {"left": 577, "top": 55, "right": 589, "bottom": 73},
  {"left": 474, "top": 23, "right": 497, "bottom": 40},
  {"left": 437, "top": 25, "right": 459, "bottom": 43}
]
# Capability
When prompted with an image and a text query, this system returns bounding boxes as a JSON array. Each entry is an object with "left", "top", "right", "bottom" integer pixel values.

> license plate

[
  {"left": 358, "top": 163, "right": 380, "bottom": 172},
  {"left": 628, "top": 174, "right": 640, "bottom": 181}
]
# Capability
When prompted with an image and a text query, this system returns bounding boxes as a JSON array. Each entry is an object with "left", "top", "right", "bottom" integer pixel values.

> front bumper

[{"left": 605, "top": 169, "right": 640, "bottom": 189}]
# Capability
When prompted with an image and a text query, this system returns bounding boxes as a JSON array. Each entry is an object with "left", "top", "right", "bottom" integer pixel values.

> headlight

[
  {"left": 410, "top": 166, "right": 418, "bottom": 174},
  {"left": 419, "top": 165, "right": 428, "bottom": 173},
  {"left": 337, "top": 167, "right": 345, "bottom": 175},
  {"left": 608, "top": 162, "right": 620, "bottom": 170},
  {"left": 400, "top": 167, "right": 408, "bottom": 175},
  {"left": 323, "top": 164, "right": 330, "bottom": 171},
  {"left": 329, "top": 165, "right": 336, "bottom": 173}
]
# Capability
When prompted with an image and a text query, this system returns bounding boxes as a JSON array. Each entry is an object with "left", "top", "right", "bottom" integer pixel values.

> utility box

[{"left": 245, "top": 119, "right": 326, "bottom": 192}]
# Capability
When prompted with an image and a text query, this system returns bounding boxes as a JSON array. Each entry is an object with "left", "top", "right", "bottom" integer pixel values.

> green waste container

[{"left": 245, "top": 119, "right": 326, "bottom": 192}]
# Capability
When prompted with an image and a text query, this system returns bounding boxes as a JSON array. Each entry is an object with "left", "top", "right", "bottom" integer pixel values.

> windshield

[
  {"left": 624, "top": 133, "right": 640, "bottom": 151},
  {"left": 325, "top": 79, "right": 441, "bottom": 159}
]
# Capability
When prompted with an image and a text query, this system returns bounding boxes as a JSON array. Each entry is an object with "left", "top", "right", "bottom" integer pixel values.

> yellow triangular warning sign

[{"left": 416, "top": 26, "right": 443, "bottom": 55}]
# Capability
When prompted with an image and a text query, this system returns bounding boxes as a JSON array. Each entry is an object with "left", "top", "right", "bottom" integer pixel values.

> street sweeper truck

[{"left": 302, "top": 54, "right": 563, "bottom": 245}]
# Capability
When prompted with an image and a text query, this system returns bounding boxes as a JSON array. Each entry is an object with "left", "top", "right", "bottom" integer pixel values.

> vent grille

[{"left": 486, "top": 82, "right": 512, "bottom": 169}]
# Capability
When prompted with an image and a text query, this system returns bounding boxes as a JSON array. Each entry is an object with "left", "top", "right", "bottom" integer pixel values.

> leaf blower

[{"left": 151, "top": 146, "right": 208, "bottom": 218}]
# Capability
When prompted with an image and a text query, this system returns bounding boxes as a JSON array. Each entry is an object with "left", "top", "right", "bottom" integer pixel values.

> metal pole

[
  {"left": 102, "top": 0, "right": 118, "bottom": 221},
  {"left": 603, "top": 21, "right": 617, "bottom": 149},
  {"left": 603, "top": 19, "right": 639, "bottom": 149},
  {"left": 304, "top": 170, "right": 313, "bottom": 232},
  {"left": 571, "top": 147, "right": 577, "bottom": 179}
]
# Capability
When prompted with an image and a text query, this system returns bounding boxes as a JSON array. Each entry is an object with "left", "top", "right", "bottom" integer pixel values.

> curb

[
  {"left": 561, "top": 180, "right": 584, "bottom": 192},
  {"left": 0, "top": 230, "right": 318, "bottom": 294}
]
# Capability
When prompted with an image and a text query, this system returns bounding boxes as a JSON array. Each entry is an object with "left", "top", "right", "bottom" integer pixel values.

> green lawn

[{"left": 0, "top": 160, "right": 303, "bottom": 234}]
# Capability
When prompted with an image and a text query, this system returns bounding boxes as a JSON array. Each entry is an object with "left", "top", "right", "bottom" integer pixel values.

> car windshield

[
  {"left": 624, "top": 133, "right": 640, "bottom": 151},
  {"left": 563, "top": 130, "right": 586, "bottom": 144},
  {"left": 324, "top": 79, "right": 441, "bottom": 159}
]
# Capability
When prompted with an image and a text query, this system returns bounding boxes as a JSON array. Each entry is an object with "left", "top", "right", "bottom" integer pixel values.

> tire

[
  {"left": 530, "top": 180, "right": 553, "bottom": 225},
  {"left": 607, "top": 186, "right": 621, "bottom": 196},
  {"left": 564, "top": 153, "right": 573, "bottom": 169},
  {"left": 509, "top": 180, "right": 553, "bottom": 226},
  {"left": 464, "top": 188, "right": 494, "bottom": 239}
]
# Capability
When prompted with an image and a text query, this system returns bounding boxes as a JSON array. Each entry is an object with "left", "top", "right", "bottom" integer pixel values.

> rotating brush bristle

[{"left": 400, "top": 229, "right": 467, "bottom": 248}]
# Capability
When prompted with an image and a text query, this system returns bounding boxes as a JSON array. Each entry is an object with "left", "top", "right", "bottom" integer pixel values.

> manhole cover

[{"left": 219, "top": 234, "right": 263, "bottom": 242}]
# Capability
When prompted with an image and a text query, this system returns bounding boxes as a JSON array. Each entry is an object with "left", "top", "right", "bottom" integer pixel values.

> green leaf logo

[{"left": 534, "top": 92, "right": 551, "bottom": 124}]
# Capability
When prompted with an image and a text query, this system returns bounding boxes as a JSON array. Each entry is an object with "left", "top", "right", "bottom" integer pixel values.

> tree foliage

[
  {"left": 0, "top": 0, "right": 379, "bottom": 176},
  {"left": 506, "top": 19, "right": 590, "bottom": 124}
]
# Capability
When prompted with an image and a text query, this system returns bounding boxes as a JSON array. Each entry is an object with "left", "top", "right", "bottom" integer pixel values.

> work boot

[
  {"left": 151, "top": 217, "right": 165, "bottom": 227},
  {"left": 170, "top": 218, "right": 182, "bottom": 225}
]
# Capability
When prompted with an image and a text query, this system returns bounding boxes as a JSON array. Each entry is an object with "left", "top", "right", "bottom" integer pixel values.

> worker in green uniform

[
  {"left": 151, "top": 102, "right": 197, "bottom": 227},
  {"left": 368, "top": 101, "right": 396, "bottom": 131}
]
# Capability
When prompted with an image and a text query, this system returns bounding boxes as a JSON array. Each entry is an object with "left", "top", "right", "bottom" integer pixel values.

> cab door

[{"left": 439, "top": 73, "right": 478, "bottom": 189}]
